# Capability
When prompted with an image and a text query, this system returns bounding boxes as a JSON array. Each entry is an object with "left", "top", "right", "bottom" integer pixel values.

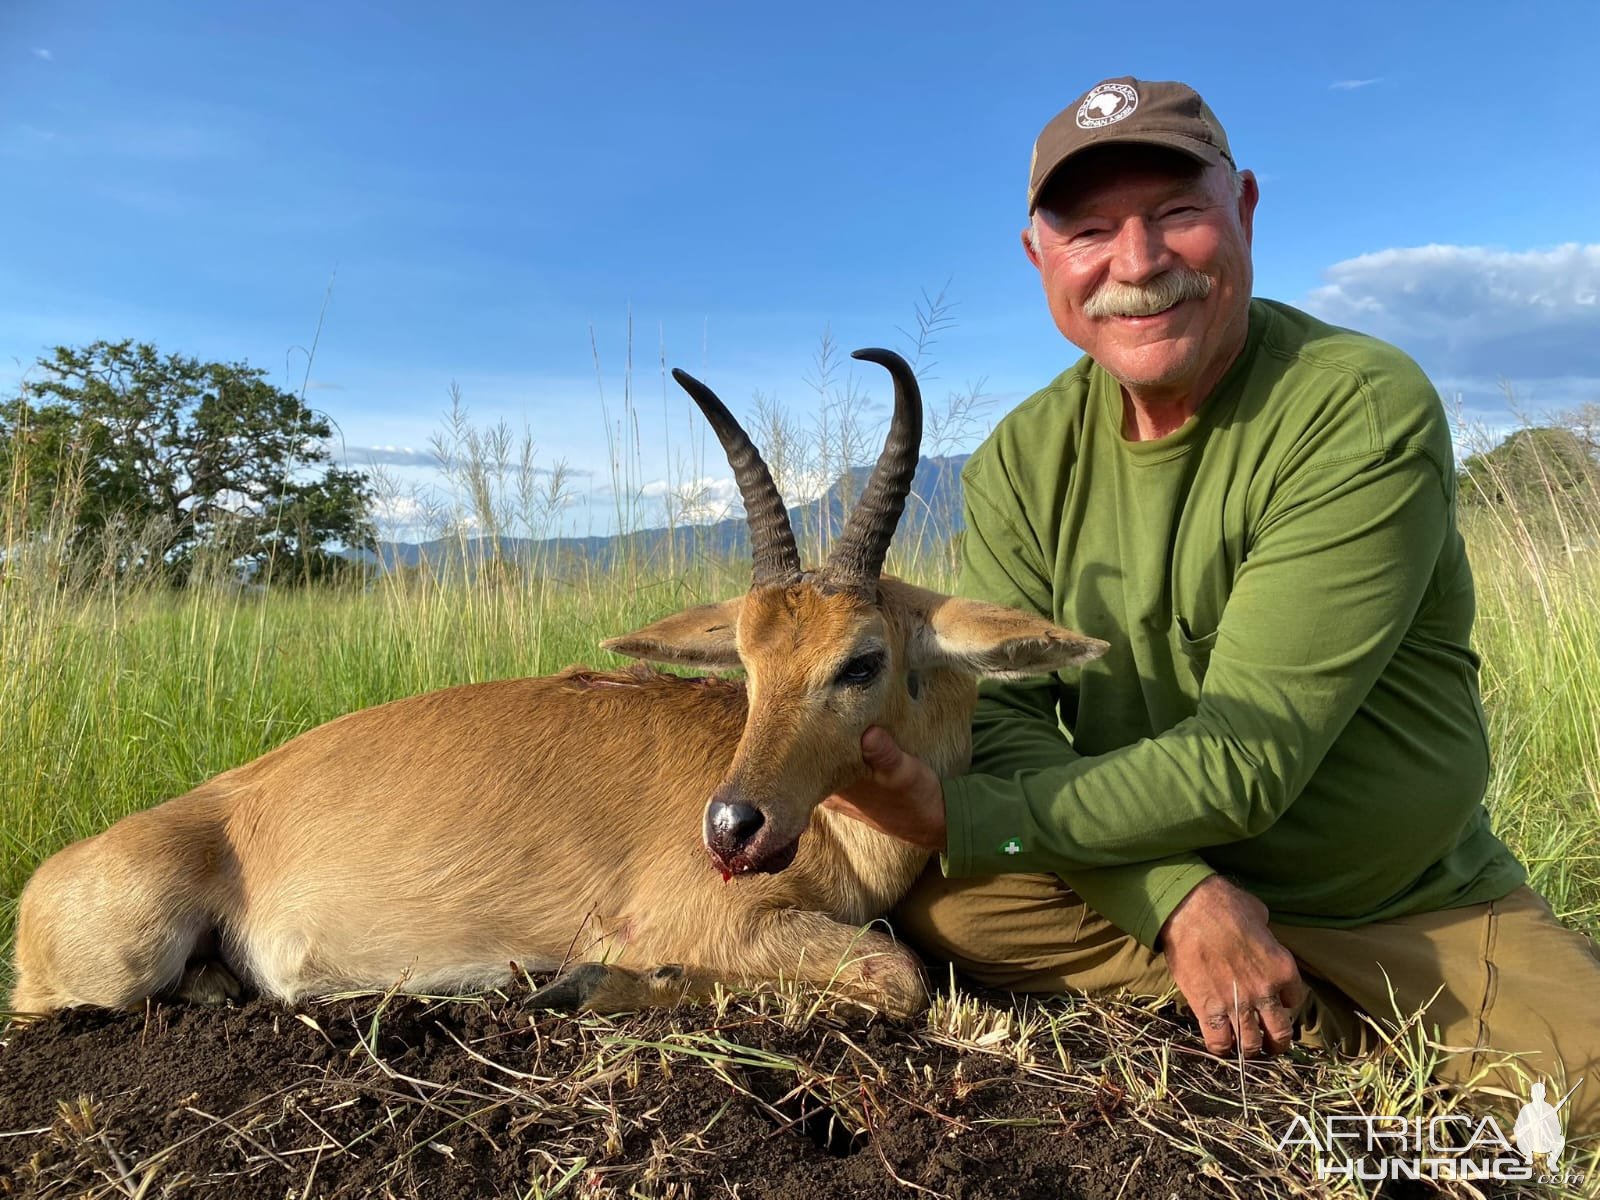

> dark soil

[{"left": 0, "top": 990, "right": 1226, "bottom": 1200}]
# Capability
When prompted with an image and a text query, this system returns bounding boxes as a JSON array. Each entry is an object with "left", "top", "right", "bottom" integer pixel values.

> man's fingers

[
  {"left": 1200, "top": 994, "right": 1294, "bottom": 1059},
  {"left": 1261, "top": 1021, "right": 1294, "bottom": 1055},
  {"left": 1279, "top": 973, "right": 1309, "bottom": 1014},
  {"left": 862, "top": 728, "right": 924, "bottom": 792},
  {"left": 1234, "top": 1003, "right": 1264, "bottom": 1058},
  {"left": 1256, "top": 994, "right": 1295, "bottom": 1055},
  {"left": 860, "top": 726, "right": 899, "bottom": 770},
  {"left": 1200, "top": 1007, "right": 1236, "bottom": 1055}
]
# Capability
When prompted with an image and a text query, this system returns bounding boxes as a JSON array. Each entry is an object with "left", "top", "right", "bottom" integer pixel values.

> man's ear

[
  {"left": 1021, "top": 222, "right": 1043, "bottom": 269},
  {"left": 914, "top": 595, "right": 1106, "bottom": 679},
  {"left": 1236, "top": 168, "right": 1260, "bottom": 246},
  {"left": 602, "top": 598, "right": 743, "bottom": 669}
]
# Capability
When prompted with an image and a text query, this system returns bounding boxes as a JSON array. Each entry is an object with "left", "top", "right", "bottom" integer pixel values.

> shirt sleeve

[
  {"left": 944, "top": 435, "right": 1454, "bottom": 946},
  {"left": 948, "top": 464, "right": 1217, "bottom": 948}
]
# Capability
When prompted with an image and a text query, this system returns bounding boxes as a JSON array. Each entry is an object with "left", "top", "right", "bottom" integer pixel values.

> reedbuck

[{"left": 10, "top": 349, "right": 1104, "bottom": 1019}]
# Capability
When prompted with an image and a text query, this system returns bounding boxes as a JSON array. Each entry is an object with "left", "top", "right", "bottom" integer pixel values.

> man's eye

[{"left": 833, "top": 652, "right": 885, "bottom": 687}]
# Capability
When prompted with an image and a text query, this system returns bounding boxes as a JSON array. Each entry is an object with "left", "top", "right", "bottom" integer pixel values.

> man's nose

[{"left": 1108, "top": 216, "right": 1170, "bottom": 284}]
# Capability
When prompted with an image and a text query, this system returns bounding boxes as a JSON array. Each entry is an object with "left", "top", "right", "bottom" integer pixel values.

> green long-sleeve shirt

[{"left": 943, "top": 299, "right": 1526, "bottom": 948}]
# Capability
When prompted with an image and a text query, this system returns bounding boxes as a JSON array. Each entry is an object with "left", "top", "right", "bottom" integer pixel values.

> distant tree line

[
  {"left": 1458, "top": 408, "right": 1600, "bottom": 510},
  {"left": 1, "top": 340, "right": 373, "bottom": 585}
]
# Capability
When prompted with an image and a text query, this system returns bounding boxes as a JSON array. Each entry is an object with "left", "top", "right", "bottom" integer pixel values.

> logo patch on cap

[{"left": 1076, "top": 82, "right": 1138, "bottom": 129}]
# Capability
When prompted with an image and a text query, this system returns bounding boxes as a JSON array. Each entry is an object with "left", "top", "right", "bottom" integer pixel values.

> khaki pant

[{"left": 894, "top": 871, "right": 1600, "bottom": 1136}]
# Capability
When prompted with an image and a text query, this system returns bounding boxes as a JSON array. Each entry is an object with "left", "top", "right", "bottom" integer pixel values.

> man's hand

[
  {"left": 822, "top": 727, "right": 947, "bottom": 851},
  {"left": 1160, "top": 876, "right": 1306, "bottom": 1058}
]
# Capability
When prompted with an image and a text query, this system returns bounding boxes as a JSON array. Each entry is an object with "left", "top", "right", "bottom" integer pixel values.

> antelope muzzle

[{"left": 704, "top": 791, "right": 800, "bottom": 877}]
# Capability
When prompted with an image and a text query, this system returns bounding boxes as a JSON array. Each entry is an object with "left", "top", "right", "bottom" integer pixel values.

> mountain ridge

[{"left": 371, "top": 453, "right": 971, "bottom": 573}]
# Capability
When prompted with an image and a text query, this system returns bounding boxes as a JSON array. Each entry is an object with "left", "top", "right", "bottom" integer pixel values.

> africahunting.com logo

[{"left": 1276, "top": 1079, "right": 1586, "bottom": 1186}]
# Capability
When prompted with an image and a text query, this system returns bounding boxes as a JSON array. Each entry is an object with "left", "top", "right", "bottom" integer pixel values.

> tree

[
  {"left": 1, "top": 340, "right": 373, "bottom": 583},
  {"left": 1458, "top": 424, "right": 1600, "bottom": 509}
]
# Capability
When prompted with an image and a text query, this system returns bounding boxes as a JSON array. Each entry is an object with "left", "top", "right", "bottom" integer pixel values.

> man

[{"left": 826, "top": 76, "right": 1600, "bottom": 1133}]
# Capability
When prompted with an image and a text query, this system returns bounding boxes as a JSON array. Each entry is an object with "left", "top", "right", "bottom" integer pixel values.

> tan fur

[{"left": 11, "top": 578, "right": 1104, "bottom": 1018}]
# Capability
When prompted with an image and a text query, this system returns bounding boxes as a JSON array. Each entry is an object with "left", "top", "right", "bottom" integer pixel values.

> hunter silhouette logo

[
  {"left": 1077, "top": 82, "right": 1138, "bottom": 129},
  {"left": 1513, "top": 1080, "right": 1580, "bottom": 1167}
]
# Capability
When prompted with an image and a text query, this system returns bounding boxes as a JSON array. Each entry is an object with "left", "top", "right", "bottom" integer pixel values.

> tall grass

[{"left": 1458, "top": 421, "right": 1600, "bottom": 930}]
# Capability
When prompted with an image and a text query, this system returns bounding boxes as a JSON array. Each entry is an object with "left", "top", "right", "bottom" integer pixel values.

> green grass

[{"left": 1461, "top": 502, "right": 1600, "bottom": 933}]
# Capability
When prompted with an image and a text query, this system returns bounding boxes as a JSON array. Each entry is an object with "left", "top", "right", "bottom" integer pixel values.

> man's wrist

[{"left": 1157, "top": 872, "right": 1230, "bottom": 949}]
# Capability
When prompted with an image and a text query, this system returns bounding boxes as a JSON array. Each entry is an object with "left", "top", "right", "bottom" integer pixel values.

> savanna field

[{"left": 2, "top": 418, "right": 1598, "bottom": 1198}]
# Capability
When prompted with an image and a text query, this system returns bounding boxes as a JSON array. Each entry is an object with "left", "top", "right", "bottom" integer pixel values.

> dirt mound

[{"left": 0, "top": 991, "right": 1221, "bottom": 1199}]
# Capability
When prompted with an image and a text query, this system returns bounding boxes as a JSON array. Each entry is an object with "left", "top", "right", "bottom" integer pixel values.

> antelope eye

[{"left": 833, "top": 651, "right": 885, "bottom": 688}]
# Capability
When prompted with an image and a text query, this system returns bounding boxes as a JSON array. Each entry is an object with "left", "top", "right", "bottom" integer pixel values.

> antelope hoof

[
  {"left": 529, "top": 962, "right": 617, "bottom": 1010},
  {"left": 173, "top": 960, "right": 243, "bottom": 1006},
  {"left": 530, "top": 962, "right": 693, "bottom": 1012}
]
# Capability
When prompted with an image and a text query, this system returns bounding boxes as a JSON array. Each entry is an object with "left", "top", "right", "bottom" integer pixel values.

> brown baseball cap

[{"left": 1027, "top": 76, "right": 1235, "bottom": 211}]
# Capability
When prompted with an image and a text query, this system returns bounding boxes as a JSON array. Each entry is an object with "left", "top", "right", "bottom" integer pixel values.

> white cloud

[
  {"left": 1330, "top": 78, "right": 1382, "bottom": 91},
  {"left": 1303, "top": 243, "right": 1600, "bottom": 412},
  {"left": 634, "top": 465, "right": 844, "bottom": 525},
  {"left": 31, "top": 48, "right": 53, "bottom": 61},
  {"left": 370, "top": 493, "right": 430, "bottom": 528},
  {"left": 340, "top": 444, "right": 438, "bottom": 468},
  {"left": 750, "top": 467, "right": 836, "bottom": 506},
  {"left": 335, "top": 442, "right": 586, "bottom": 478},
  {"left": 641, "top": 475, "right": 742, "bottom": 524}
]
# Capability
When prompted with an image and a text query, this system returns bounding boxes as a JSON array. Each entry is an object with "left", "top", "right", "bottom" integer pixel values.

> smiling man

[{"left": 826, "top": 76, "right": 1600, "bottom": 1132}]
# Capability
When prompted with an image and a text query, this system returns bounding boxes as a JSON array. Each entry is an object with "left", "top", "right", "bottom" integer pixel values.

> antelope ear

[
  {"left": 602, "top": 599, "right": 743, "bottom": 669},
  {"left": 915, "top": 596, "right": 1107, "bottom": 679}
]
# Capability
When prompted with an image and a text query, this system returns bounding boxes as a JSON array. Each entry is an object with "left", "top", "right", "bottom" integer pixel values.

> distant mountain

[{"left": 370, "top": 454, "right": 969, "bottom": 574}]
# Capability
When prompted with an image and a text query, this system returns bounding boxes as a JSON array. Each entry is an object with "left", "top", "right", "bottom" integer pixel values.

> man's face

[{"left": 1023, "top": 146, "right": 1259, "bottom": 401}]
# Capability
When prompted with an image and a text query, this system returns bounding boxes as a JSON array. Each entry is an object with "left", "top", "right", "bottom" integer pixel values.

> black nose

[{"left": 706, "top": 799, "right": 765, "bottom": 860}]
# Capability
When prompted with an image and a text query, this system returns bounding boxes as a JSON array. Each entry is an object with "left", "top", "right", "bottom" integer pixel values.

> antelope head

[{"left": 604, "top": 349, "right": 1105, "bottom": 877}]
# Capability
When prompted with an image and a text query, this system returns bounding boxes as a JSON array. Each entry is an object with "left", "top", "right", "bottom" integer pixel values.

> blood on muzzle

[{"left": 705, "top": 798, "right": 766, "bottom": 863}]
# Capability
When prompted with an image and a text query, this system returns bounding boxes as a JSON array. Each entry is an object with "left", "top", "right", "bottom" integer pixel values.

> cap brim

[{"left": 1029, "top": 132, "right": 1227, "bottom": 211}]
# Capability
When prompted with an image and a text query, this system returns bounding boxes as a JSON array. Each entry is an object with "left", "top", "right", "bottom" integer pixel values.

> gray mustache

[{"left": 1084, "top": 269, "right": 1212, "bottom": 319}]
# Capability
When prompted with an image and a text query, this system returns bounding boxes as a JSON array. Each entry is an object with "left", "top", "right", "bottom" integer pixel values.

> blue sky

[{"left": 3, "top": 1, "right": 1598, "bottom": 536}]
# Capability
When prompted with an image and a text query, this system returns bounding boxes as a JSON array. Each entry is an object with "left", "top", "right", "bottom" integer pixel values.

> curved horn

[
  {"left": 822, "top": 348, "right": 923, "bottom": 592},
  {"left": 672, "top": 367, "right": 802, "bottom": 587}
]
